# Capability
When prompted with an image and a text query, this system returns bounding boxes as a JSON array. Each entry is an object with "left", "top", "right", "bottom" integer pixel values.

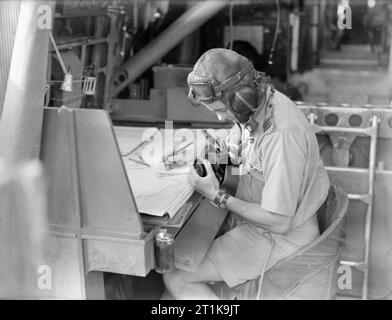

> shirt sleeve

[
  {"left": 226, "top": 122, "right": 243, "bottom": 164},
  {"left": 260, "top": 129, "right": 307, "bottom": 217}
]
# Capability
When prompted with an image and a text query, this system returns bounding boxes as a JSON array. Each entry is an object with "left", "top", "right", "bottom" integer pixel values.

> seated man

[{"left": 163, "top": 48, "right": 330, "bottom": 300}]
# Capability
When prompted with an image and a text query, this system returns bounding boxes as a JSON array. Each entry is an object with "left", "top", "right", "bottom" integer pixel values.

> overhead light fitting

[
  {"left": 49, "top": 31, "right": 73, "bottom": 92},
  {"left": 48, "top": 32, "right": 97, "bottom": 95}
]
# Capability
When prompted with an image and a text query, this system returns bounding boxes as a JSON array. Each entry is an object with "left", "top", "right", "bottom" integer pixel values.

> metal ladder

[{"left": 308, "top": 113, "right": 379, "bottom": 300}]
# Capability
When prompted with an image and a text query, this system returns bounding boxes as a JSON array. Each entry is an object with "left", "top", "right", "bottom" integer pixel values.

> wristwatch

[{"left": 211, "top": 190, "right": 230, "bottom": 209}]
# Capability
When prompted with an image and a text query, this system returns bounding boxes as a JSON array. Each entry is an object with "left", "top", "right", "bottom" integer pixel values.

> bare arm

[
  {"left": 225, "top": 196, "right": 292, "bottom": 235},
  {"left": 187, "top": 159, "right": 292, "bottom": 235}
]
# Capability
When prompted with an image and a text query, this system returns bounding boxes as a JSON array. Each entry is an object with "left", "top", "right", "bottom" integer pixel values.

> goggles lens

[
  {"left": 188, "top": 83, "right": 217, "bottom": 104},
  {"left": 188, "top": 86, "right": 227, "bottom": 112}
]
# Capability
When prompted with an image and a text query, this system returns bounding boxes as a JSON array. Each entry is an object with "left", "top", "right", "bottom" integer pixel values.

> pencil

[
  {"left": 162, "top": 140, "right": 194, "bottom": 164},
  {"left": 122, "top": 129, "right": 158, "bottom": 157}
]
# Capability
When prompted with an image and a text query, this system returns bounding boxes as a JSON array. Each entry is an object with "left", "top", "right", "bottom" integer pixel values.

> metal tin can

[{"left": 154, "top": 230, "right": 174, "bottom": 273}]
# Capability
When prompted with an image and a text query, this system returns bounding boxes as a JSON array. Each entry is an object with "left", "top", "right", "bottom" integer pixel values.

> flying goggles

[{"left": 187, "top": 63, "right": 254, "bottom": 105}]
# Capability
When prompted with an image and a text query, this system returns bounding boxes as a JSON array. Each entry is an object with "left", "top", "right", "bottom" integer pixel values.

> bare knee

[
  {"left": 162, "top": 265, "right": 220, "bottom": 300},
  {"left": 163, "top": 269, "right": 188, "bottom": 296},
  {"left": 163, "top": 269, "right": 186, "bottom": 288}
]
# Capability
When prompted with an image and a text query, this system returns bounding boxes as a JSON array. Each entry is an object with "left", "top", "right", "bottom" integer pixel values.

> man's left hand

[{"left": 188, "top": 159, "right": 220, "bottom": 200}]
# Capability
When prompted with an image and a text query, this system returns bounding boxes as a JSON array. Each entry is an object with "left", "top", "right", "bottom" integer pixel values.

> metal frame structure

[
  {"left": 49, "top": 3, "right": 125, "bottom": 110},
  {"left": 306, "top": 108, "right": 379, "bottom": 300}
]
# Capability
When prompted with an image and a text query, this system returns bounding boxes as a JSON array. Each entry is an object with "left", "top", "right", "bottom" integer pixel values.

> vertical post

[
  {"left": 290, "top": 12, "right": 300, "bottom": 72},
  {"left": 0, "top": 0, "right": 54, "bottom": 299},
  {"left": 389, "top": 30, "right": 392, "bottom": 74},
  {"left": 387, "top": 7, "right": 392, "bottom": 104},
  {"left": 0, "top": 0, "right": 55, "bottom": 163},
  {"left": 0, "top": 0, "right": 21, "bottom": 116},
  {"left": 319, "top": 0, "right": 326, "bottom": 51},
  {"left": 311, "top": 1, "right": 319, "bottom": 57},
  {"left": 362, "top": 116, "right": 379, "bottom": 300}
]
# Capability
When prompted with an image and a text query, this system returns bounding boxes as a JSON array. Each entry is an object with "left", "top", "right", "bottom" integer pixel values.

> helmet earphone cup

[{"left": 228, "top": 86, "right": 257, "bottom": 124}]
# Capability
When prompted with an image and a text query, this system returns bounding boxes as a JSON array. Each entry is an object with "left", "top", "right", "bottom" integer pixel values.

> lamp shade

[{"left": 60, "top": 71, "right": 73, "bottom": 92}]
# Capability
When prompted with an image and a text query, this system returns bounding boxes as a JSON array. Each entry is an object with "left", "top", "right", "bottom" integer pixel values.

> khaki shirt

[{"left": 228, "top": 89, "right": 330, "bottom": 236}]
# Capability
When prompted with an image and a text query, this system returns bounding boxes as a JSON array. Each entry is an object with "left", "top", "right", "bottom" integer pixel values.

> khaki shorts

[{"left": 206, "top": 218, "right": 319, "bottom": 288}]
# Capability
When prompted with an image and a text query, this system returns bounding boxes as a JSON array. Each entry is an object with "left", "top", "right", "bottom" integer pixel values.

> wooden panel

[
  {"left": 38, "top": 234, "right": 84, "bottom": 299},
  {"left": 40, "top": 108, "right": 154, "bottom": 293},
  {"left": 83, "top": 230, "right": 155, "bottom": 277},
  {"left": 173, "top": 198, "right": 228, "bottom": 272},
  {"left": 41, "top": 109, "right": 78, "bottom": 227},
  {"left": 74, "top": 109, "right": 143, "bottom": 236}
]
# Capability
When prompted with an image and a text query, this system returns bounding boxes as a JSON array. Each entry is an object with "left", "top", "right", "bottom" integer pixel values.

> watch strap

[
  {"left": 219, "top": 192, "right": 230, "bottom": 209},
  {"left": 211, "top": 190, "right": 229, "bottom": 209},
  {"left": 211, "top": 190, "right": 225, "bottom": 208}
]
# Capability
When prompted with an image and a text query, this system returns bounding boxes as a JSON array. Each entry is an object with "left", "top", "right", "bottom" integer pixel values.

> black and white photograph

[{"left": 0, "top": 0, "right": 392, "bottom": 305}]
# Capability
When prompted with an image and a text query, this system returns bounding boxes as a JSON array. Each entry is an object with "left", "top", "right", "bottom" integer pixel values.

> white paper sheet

[
  {"left": 114, "top": 126, "right": 230, "bottom": 218},
  {"left": 114, "top": 126, "right": 194, "bottom": 218}
]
